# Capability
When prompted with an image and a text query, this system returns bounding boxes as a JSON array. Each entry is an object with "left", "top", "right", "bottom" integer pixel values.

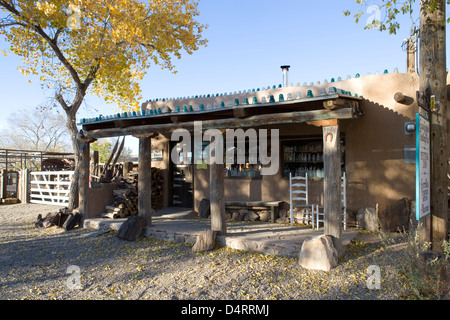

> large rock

[
  {"left": 356, "top": 207, "right": 379, "bottom": 231},
  {"left": 258, "top": 210, "right": 271, "bottom": 222},
  {"left": 117, "top": 215, "right": 147, "bottom": 241},
  {"left": 379, "top": 198, "right": 411, "bottom": 232},
  {"left": 231, "top": 211, "right": 245, "bottom": 221},
  {"left": 199, "top": 198, "right": 210, "bottom": 219},
  {"left": 298, "top": 235, "right": 343, "bottom": 272},
  {"left": 244, "top": 210, "right": 259, "bottom": 222},
  {"left": 192, "top": 230, "right": 217, "bottom": 252}
]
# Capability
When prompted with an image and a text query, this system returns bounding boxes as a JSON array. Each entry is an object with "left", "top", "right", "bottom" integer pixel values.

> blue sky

[{"left": 0, "top": 0, "right": 446, "bottom": 153}]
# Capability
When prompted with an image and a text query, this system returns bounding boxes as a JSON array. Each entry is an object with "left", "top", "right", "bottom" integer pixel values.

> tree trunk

[
  {"left": 419, "top": 0, "right": 448, "bottom": 250},
  {"left": 63, "top": 98, "right": 83, "bottom": 211}
]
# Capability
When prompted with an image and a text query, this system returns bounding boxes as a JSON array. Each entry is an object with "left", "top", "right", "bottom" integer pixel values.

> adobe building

[{"left": 78, "top": 68, "right": 450, "bottom": 237}]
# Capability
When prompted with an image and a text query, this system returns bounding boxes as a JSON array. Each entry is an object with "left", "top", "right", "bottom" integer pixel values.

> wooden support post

[
  {"left": 18, "top": 169, "right": 29, "bottom": 203},
  {"left": 418, "top": 0, "right": 448, "bottom": 250},
  {"left": 322, "top": 124, "right": 342, "bottom": 239},
  {"left": 90, "top": 150, "right": 99, "bottom": 179},
  {"left": 137, "top": 135, "right": 153, "bottom": 226},
  {"left": 0, "top": 169, "right": 6, "bottom": 200},
  {"left": 78, "top": 141, "right": 91, "bottom": 220},
  {"left": 210, "top": 161, "right": 226, "bottom": 235}
]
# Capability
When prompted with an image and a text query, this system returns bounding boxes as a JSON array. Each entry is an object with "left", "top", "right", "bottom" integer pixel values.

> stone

[
  {"left": 192, "top": 229, "right": 217, "bottom": 252},
  {"left": 198, "top": 198, "right": 210, "bottom": 219},
  {"left": 276, "top": 216, "right": 289, "bottom": 224},
  {"left": 356, "top": 207, "right": 379, "bottom": 231},
  {"left": 379, "top": 198, "right": 411, "bottom": 232},
  {"left": 278, "top": 209, "right": 288, "bottom": 218},
  {"left": 298, "top": 234, "right": 343, "bottom": 272},
  {"left": 244, "top": 210, "right": 259, "bottom": 221},
  {"left": 231, "top": 211, "right": 244, "bottom": 221},
  {"left": 117, "top": 215, "right": 147, "bottom": 241},
  {"left": 258, "top": 210, "right": 271, "bottom": 222}
]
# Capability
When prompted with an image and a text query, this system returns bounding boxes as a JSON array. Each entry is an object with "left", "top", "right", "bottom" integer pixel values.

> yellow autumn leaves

[{"left": 0, "top": 0, "right": 207, "bottom": 112}]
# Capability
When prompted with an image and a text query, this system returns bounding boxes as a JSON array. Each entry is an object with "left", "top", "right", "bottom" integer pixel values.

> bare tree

[{"left": 0, "top": 107, "right": 71, "bottom": 152}]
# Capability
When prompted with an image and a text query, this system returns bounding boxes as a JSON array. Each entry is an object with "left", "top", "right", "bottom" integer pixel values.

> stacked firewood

[{"left": 101, "top": 167, "right": 163, "bottom": 219}]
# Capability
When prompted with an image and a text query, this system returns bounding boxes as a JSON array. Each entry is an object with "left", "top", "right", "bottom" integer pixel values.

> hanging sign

[
  {"left": 151, "top": 150, "right": 163, "bottom": 162},
  {"left": 416, "top": 113, "right": 430, "bottom": 220}
]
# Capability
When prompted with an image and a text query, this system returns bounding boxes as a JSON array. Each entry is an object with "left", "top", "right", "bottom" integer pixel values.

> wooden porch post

[
  {"left": 137, "top": 134, "right": 153, "bottom": 226},
  {"left": 79, "top": 141, "right": 91, "bottom": 220},
  {"left": 322, "top": 123, "right": 342, "bottom": 239},
  {"left": 210, "top": 162, "right": 226, "bottom": 235},
  {"left": 0, "top": 169, "right": 6, "bottom": 200}
]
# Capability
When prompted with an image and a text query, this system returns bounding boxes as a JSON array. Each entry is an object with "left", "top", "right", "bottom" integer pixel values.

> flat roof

[{"left": 80, "top": 90, "right": 362, "bottom": 139}]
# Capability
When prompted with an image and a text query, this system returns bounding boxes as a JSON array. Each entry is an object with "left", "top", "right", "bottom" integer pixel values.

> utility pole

[{"left": 418, "top": 0, "right": 448, "bottom": 250}]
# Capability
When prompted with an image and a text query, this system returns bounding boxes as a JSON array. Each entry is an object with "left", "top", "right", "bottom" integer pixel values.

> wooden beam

[
  {"left": 84, "top": 108, "right": 355, "bottom": 139},
  {"left": 232, "top": 107, "right": 251, "bottom": 119},
  {"left": 322, "top": 124, "right": 342, "bottom": 239},
  {"left": 323, "top": 99, "right": 346, "bottom": 110},
  {"left": 138, "top": 136, "right": 152, "bottom": 226},
  {"left": 306, "top": 119, "right": 339, "bottom": 127}
]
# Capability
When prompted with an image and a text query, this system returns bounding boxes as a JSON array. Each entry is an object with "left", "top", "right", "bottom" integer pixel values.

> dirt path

[{"left": 0, "top": 203, "right": 420, "bottom": 300}]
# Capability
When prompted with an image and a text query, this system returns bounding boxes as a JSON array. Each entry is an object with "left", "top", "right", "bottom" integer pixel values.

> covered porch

[{"left": 78, "top": 89, "right": 363, "bottom": 239}]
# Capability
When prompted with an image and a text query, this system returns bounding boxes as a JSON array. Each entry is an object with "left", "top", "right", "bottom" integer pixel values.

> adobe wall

[{"left": 149, "top": 72, "right": 449, "bottom": 219}]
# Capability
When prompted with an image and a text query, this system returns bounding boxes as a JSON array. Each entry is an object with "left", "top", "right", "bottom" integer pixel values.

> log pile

[{"left": 101, "top": 167, "right": 163, "bottom": 219}]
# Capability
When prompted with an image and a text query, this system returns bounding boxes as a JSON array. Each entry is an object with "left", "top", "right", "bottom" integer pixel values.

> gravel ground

[{"left": 0, "top": 203, "right": 433, "bottom": 301}]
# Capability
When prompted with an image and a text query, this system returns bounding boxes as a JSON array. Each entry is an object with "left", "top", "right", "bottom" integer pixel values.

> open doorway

[{"left": 170, "top": 141, "right": 193, "bottom": 208}]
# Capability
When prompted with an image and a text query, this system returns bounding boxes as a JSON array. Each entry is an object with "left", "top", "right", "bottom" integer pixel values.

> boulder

[
  {"left": 298, "top": 235, "right": 343, "bottom": 272},
  {"left": 199, "top": 198, "right": 210, "bottom": 219},
  {"left": 379, "top": 198, "right": 411, "bottom": 232},
  {"left": 276, "top": 216, "right": 289, "bottom": 224},
  {"left": 258, "top": 210, "right": 271, "bottom": 222},
  {"left": 356, "top": 207, "right": 379, "bottom": 231},
  {"left": 231, "top": 211, "right": 245, "bottom": 221},
  {"left": 278, "top": 209, "right": 288, "bottom": 218},
  {"left": 244, "top": 210, "right": 259, "bottom": 222},
  {"left": 117, "top": 215, "right": 147, "bottom": 241}
]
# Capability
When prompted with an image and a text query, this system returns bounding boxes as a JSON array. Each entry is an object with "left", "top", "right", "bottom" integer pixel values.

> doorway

[{"left": 170, "top": 141, "right": 194, "bottom": 208}]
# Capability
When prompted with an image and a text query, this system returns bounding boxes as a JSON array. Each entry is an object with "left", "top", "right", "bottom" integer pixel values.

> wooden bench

[{"left": 225, "top": 200, "right": 284, "bottom": 223}]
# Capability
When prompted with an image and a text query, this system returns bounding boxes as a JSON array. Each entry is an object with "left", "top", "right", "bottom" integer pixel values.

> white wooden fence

[{"left": 30, "top": 171, "right": 74, "bottom": 205}]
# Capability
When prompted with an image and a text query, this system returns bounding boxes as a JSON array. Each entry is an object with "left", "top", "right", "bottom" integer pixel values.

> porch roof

[{"left": 80, "top": 90, "right": 363, "bottom": 139}]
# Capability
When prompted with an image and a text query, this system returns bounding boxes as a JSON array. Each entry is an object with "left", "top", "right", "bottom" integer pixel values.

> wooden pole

[
  {"left": 78, "top": 141, "right": 91, "bottom": 221},
  {"left": 0, "top": 169, "right": 6, "bottom": 200},
  {"left": 210, "top": 161, "right": 226, "bottom": 235},
  {"left": 418, "top": 0, "right": 448, "bottom": 249},
  {"left": 322, "top": 124, "right": 342, "bottom": 239},
  {"left": 138, "top": 135, "right": 153, "bottom": 226}
]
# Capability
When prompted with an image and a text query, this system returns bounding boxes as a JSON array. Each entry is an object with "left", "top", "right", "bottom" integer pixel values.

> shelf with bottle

[
  {"left": 284, "top": 141, "right": 323, "bottom": 153},
  {"left": 284, "top": 152, "right": 324, "bottom": 163},
  {"left": 283, "top": 164, "right": 324, "bottom": 179},
  {"left": 225, "top": 163, "right": 262, "bottom": 178}
]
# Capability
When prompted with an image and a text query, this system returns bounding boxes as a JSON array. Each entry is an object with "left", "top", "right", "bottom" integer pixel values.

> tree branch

[
  {"left": 52, "top": 27, "right": 64, "bottom": 44},
  {"left": 0, "top": 0, "right": 84, "bottom": 90},
  {"left": 55, "top": 91, "right": 70, "bottom": 113}
]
